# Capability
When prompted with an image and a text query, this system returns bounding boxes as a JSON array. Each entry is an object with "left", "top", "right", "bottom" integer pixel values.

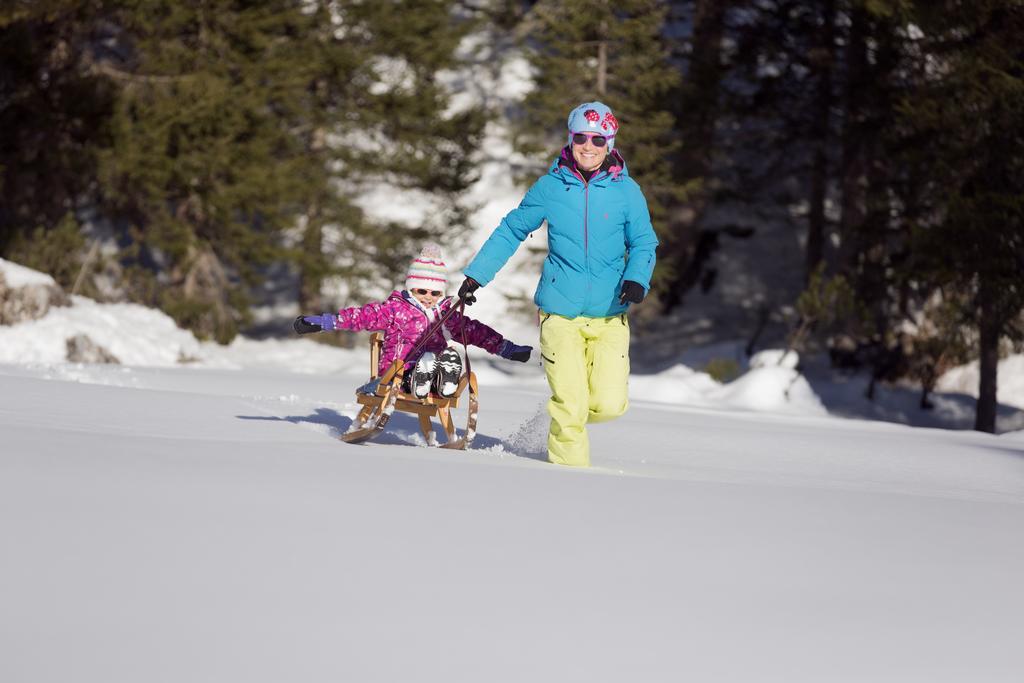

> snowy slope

[
  {"left": 4, "top": 256, "right": 1024, "bottom": 681},
  {"left": 2, "top": 360, "right": 1023, "bottom": 683}
]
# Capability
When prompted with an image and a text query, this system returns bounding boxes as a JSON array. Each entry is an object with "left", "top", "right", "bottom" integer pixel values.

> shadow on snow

[{"left": 234, "top": 408, "right": 540, "bottom": 456}]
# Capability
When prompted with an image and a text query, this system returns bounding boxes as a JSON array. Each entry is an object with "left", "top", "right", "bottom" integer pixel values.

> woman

[{"left": 459, "top": 101, "right": 658, "bottom": 467}]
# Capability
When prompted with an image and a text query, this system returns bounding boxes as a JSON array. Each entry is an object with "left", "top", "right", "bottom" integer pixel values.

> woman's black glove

[
  {"left": 619, "top": 280, "right": 646, "bottom": 305},
  {"left": 458, "top": 277, "right": 480, "bottom": 305}
]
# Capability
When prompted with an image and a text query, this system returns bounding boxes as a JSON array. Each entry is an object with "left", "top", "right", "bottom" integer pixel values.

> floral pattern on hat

[{"left": 566, "top": 101, "right": 618, "bottom": 150}]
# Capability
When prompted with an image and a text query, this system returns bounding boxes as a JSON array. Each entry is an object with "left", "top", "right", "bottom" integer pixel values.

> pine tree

[
  {"left": 722, "top": 1, "right": 926, "bottom": 369},
  {"left": 1, "top": 0, "right": 481, "bottom": 342},
  {"left": 833, "top": 2, "right": 914, "bottom": 362},
  {"left": 290, "top": 1, "right": 486, "bottom": 314},
  {"left": 658, "top": 0, "right": 727, "bottom": 311},
  {"left": 94, "top": 1, "right": 317, "bottom": 341},
  {"left": 724, "top": 0, "right": 845, "bottom": 279},
  {"left": 894, "top": 0, "right": 1024, "bottom": 432},
  {"left": 85, "top": 1, "right": 485, "bottom": 341},
  {"left": 683, "top": 0, "right": 845, "bottom": 346},
  {"left": 0, "top": 1, "right": 116, "bottom": 255}
]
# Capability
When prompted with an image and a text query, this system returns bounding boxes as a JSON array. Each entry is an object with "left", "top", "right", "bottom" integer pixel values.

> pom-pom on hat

[
  {"left": 406, "top": 242, "right": 448, "bottom": 294},
  {"left": 567, "top": 101, "right": 619, "bottom": 150}
]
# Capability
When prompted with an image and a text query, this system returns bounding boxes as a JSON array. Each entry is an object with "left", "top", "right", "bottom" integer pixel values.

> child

[{"left": 294, "top": 243, "right": 532, "bottom": 398}]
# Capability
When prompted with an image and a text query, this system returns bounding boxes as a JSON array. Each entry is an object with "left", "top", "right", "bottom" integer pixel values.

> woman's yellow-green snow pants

[{"left": 540, "top": 312, "right": 630, "bottom": 467}]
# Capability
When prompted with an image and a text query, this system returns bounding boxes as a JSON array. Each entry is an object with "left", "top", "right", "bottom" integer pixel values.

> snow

[
  {"left": 0, "top": 296, "right": 203, "bottom": 367},
  {"left": 938, "top": 354, "right": 1024, "bottom": 410},
  {"left": 707, "top": 363, "right": 827, "bottom": 415},
  {"left": 3, "top": 258, "right": 1024, "bottom": 681},
  {"left": 3, "top": 20, "right": 1022, "bottom": 677},
  {"left": 0, "top": 256, "right": 56, "bottom": 287},
  {"left": 750, "top": 348, "right": 800, "bottom": 369},
  {"left": 2, "top": 256, "right": 1023, "bottom": 424}
]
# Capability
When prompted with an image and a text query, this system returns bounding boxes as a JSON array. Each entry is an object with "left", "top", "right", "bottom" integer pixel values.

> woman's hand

[
  {"left": 458, "top": 277, "right": 480, "bottom": 305},
  {"left": 619, "top": 280, "right": 646, "bottom": 305}
]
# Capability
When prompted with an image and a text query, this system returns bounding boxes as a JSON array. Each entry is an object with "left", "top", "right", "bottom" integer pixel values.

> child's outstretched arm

[
  {"left": 294, "top": 314, "right": 332, "bottom": 334},
  {"left": 293, "top": 301, "right": 394, "bottom": 335},
  {"left": 445, "top": 309, "right": 533, "bottom": 362},
  {"left": 335, "top": 301, "right": 395, "bottom": 332}
]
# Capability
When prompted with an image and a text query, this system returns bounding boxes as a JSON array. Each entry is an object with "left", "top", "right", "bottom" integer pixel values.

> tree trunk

[
  {"left": 838, "top": 3, "right": 868, "bottom": 274},
  {"left": 299, "top": 209, "right": 324, "bottom": 313},
  {"left": 806, "top": 149, "right": 828, "bottom": 282},
  {"left": 805, "top": 0, "right": 836, "bottom": 284},
  {"left": 661, "top": 0, "right": 727, "bottom": 310},
  {"left": 299, "top": 125, "right": 327, "bottom": 313},
  {"left": 974, "top": 289, "right": 999, "bottom": 433},
  {"left": 683, "top": 0, "right": 726, "bottom": 181}
]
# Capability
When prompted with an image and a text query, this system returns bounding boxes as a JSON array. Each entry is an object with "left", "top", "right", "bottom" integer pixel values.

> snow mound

[
  {"left": 0, "top": 296, "right": 203, "bottom": 367},
  {"left": 0, "top": 257, "right": 57, "bottom": 287},
  {"left": 938, "top": 354, "right": 1024, "bottom": 411},
  {"left": 630, "top": 363, "right": 720, "bottom": 404},
  {"left": 200, "top": 335, "right": 365, "bottom": 374},
  {"left": 709, "top": 365, "right": 827, "bottom": 416},
  {"left": 0, "top": 265, "right": 365, "bottom": 373},
  {"left": 630, "top": 350, "right": 826, "bottom": 417},
  {"left": 749, "top": 348, "right": 799, "bottom": 369},
  {"left": 0, "top": 258, "right": 69, "bottom": 325}
]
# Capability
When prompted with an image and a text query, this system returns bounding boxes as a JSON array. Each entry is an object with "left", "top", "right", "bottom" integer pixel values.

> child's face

[{"left": 411, "top": 287, "right": 443, "bottom": 307}]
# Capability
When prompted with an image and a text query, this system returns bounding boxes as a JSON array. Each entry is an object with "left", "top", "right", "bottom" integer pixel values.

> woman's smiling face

[{"left": 572, "top": 134, "right": 609, "bottom": 172}]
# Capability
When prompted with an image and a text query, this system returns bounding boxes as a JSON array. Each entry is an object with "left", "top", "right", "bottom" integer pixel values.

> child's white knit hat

[{"left": 406, "top": 243, "right": 448, "bottom": 293}]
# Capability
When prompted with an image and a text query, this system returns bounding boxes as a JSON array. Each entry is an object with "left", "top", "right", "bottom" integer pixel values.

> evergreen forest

[{"left": 1, "top": 0, "right": 1022, "bottom": 432}]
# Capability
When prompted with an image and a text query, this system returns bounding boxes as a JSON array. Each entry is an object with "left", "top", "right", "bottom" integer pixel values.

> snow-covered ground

[
  {"left": 7, "top": 256, "right": 1024, "bottom": 431},
  {"left": 4, "top": 22, "right": 1022, "bottom": 680},
  {"left": 3, "top": 258, "right": 1024, "bottom": 682}
]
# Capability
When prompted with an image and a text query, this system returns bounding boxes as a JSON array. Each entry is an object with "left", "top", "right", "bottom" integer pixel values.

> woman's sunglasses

[
  {"left": 414, "top": 288, "right": 442, "bottom": 297},
  {"left": 572, "top": 132, "right": 609, "bottom": 147}
]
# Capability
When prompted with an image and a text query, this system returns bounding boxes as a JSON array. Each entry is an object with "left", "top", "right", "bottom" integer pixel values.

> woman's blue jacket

[{"left": 464, "top": 148, "right": 658, "bottom": 319}]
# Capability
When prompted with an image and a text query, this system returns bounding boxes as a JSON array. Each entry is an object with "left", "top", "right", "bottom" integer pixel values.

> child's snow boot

[
  {"left": 434, "top": 347, "right": 463, "bottom": 397},
  {"left": 411, "top": 352, "right": 436, "bottom": 398}
]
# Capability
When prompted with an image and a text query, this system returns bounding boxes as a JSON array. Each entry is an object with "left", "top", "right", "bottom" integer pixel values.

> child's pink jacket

[{"left": 335, "top": 290, "right": 505, "bottom": 376}]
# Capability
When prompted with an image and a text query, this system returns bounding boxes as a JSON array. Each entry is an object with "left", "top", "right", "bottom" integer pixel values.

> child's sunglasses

[
  {"left": 572, "top": 132, "right": 609, "bottom": 147},
  {"left": 414, "top": 288, "right": 443, "bottom": 297}
]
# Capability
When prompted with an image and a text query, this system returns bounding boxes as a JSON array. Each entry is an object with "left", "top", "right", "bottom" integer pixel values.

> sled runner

[{"left": 341, "top": 301, "right": 479, "bottom": 449}]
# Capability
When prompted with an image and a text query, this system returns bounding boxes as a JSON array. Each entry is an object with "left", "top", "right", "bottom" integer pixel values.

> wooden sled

[{"left": 341, "top": 332, "right": 479, "bottom": 449}]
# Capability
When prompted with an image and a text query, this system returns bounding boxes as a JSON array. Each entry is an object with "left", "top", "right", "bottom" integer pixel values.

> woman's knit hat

[
  {"left": 406, "top": 243, "right": 448, "bottom": 293},
  {"left": 567, "top": 101, "right": 619, "bottom": 150}
]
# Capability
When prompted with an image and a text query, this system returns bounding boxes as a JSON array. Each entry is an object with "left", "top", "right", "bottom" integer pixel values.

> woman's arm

[
  {"left": 622, "top": 180, "right": 659, "bottom": 291},
  {"left": 464, "top": 178, "right": 549, "bottom": 287}
]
